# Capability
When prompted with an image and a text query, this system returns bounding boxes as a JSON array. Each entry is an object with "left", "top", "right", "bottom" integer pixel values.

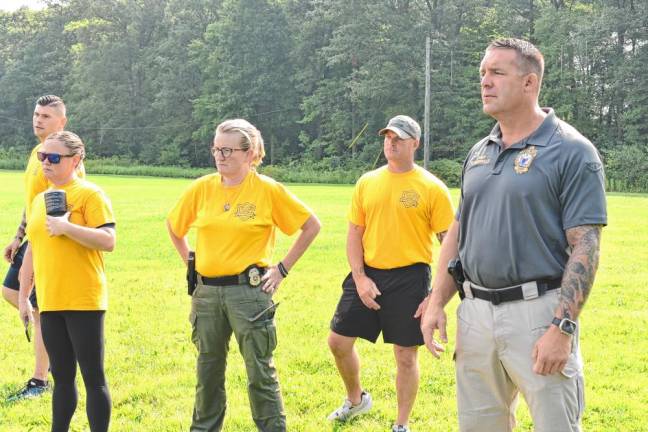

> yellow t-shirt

[
  {"left": 27, "top": 178, "right": 115, "bottom": 312},
  {"left": 349, "top": 165, "right": 454, "bottom": 269},
  {"left": 167, "top": 171, "right": 312, "bottom": 277},
  {"left": 25, "top": 143, "right": 86, "bottom": 220}
]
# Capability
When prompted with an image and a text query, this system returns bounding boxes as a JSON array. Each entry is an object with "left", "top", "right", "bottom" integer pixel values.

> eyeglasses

[
  {"left": 211, "top": 147, "right": 247, "bottom": 158},
  {"left": 36, "top": 152, "right": 75, "bottom": 164}
]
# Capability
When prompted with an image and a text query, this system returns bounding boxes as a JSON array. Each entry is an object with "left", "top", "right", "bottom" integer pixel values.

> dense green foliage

[{"left": 0, "top": 0, "right": 647, "bottom": 189}]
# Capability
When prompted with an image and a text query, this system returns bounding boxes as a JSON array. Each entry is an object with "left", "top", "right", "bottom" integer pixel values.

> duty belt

[
  {"left": 199, "top": 265, "right": 266, "bottom": 288},
  {"left": 462, "top": 278, "right": 561, "bottom": 305}
]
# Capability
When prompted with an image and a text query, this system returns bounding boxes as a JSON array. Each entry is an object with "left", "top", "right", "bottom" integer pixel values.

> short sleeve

[
  {"left": 270, "top": 182, "right": 312, "bottom": 235},
  {"left": 429, "top": 183, "right": 455, "bottom": 233},
  {"left": 347, "top": 178, "right": 365, "bottom": 227},
  {"left": 455, "top": 152, "right": 472, "bottom": 222},
  {"left": 167, "top": 181, "right": 202, "bottom": 238},
  {"left": 560, "top": 143, "right": 607, "bottom": 230},
  {"left": 85, "top": 191, "right": 116, "bottom": 228}
]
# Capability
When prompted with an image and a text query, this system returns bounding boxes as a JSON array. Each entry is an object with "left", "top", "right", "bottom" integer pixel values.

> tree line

[{"left": 1, "top": 0, "right": 646, "bottom": 189}]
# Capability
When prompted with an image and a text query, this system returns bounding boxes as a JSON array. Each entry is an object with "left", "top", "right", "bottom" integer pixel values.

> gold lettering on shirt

[
  {"left": 469, "top": 150, "right": 490, "bottom": 167},
  {"left": 235, "top": 202, "right": 256, "bottom": 221},
  {"left": 470, "top": 154, "right": 490, "bottom": 167},
  {"left": 400, "top": 190, "right": 420, "bottom": 208}
]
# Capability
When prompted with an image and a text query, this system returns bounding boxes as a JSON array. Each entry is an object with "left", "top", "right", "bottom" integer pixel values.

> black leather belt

[
  {"left": 200, "top": 265, "right": 266, "bottom": 288},
  {"left": 465, "top": 278, "right": 561, "bottom": 305}
]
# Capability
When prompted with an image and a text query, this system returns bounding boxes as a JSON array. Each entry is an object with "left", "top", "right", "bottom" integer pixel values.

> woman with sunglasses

[
  {"left": 167, "top": 119, "right": 320, "bottom": 431},
  {"left": 18, "top": 131, "right": 116, "bottom": 432}
]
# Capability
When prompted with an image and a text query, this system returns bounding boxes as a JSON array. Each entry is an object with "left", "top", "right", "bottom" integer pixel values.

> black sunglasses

[{"left": 37, "top": 152, "right": 75, "bottom": 164}]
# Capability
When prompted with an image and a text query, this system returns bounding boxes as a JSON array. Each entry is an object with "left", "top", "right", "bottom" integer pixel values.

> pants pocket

[
  {"left": 576, "top": 374, "right": 585, "bottom": 421},
  {"left": 249, "top": 308, "right": 278, "bottom": 358},
  {"left": 189, "top": 311, "right": 199, "bottom": 351},
  {"left": 527, "top": 290, "right": 560, "bottom": 332},
  {"left": 560, "top": 351, "right": 582, "bottom": 378},
  {"left": 248, "top": 301, "right": 278, "bottom": 322},
  {"left": 455, "top": 301, "right": 473, "bottom": 362}
]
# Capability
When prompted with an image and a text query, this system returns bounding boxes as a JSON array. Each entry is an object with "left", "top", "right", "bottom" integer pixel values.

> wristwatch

[{"left": 551, "top": 317, "right": 577, "bottom": 336}]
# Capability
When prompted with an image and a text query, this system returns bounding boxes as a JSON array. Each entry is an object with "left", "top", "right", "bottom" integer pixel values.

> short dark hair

[
  {"left": 487, "top": 38, "right": 544, "bottom": 83},
  {"left": 36, "top": 95, "right": 66, "bottom": 116}
]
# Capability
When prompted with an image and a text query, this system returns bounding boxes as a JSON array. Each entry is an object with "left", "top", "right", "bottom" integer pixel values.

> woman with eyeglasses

[
  {"left": 167, "top": 118, "right": 321, "bottom": 431},
  {"left": 18, "top": 131, "right": 116, "bottom": 432}
]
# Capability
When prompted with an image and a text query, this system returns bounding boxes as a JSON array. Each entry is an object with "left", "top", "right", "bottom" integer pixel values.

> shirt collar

[{"left": 487, "top": 108, "right": 558, "bottom": 149}]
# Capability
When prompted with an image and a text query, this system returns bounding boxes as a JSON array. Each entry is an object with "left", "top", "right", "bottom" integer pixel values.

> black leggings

[{"left": 40, "top": 311, "right": 111, "bottom": 432}]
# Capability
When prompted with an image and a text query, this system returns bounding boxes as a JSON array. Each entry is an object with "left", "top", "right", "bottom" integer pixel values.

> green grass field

[{"left": 0, "top": 170, "right": 646, "bottom": 431}]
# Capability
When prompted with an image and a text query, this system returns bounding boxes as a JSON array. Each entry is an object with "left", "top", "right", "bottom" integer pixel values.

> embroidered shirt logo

[
  {"left": 399, "top": 190, "right": 420, "bottom": 208},
  {"left": 469, "top": 150, "right": 490, "bottom": 167},
  {"left": 586, "top": 162, "right": 602, "bottom": 172},
  {"left": 514, "top": 146, "right": 537, "bottom": 174},
  {"left": 235, "top": 202, "right": 256, "bottom": 221}
]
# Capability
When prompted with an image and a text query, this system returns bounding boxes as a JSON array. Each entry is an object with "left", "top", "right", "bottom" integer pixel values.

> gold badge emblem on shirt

[
  {"left": 514, "top": 145, "right": 537, "bottom": 174},
  {"left": 399, "top": 190, "right": 420, "bottom": 208},
  {"left": 469, "top": 150, "right": 490, "bottom": 167},
  {"left": 235, "top": 202, "right": 256, "bottom": 221}
]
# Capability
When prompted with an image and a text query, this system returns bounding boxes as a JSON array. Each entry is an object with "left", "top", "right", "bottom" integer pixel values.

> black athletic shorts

[
  {"left": 2, "top": 241, "right": 38, "bottom": 308},
  {"left": 330, "top": 263, "right": 430, "bottom": 347}
]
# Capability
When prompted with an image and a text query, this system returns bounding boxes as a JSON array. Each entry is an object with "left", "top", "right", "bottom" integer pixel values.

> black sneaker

[{"left": 6, "top": 379, "right": 49, "bottom": 402}]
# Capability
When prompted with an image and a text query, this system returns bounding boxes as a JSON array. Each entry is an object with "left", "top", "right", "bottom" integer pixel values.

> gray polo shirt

[{"left": 457, "top": 109, "right": 607, "bottom": 288}]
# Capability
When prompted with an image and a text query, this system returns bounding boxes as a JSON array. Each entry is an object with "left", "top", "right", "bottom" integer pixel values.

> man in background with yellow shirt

[
  {"left": 327, "top": 115, "right": 454, "bottom": 432},
  {"left": 2, "top": 95, "right": 81, "bottom": 402}
]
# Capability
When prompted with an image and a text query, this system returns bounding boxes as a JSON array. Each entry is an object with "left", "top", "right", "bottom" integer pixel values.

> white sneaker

[
  {"left": 327, "top": 391, "right": 372, "bottom": 422},
  {"left": 392, "top": 425, "right": 410, "bottom": 432}
]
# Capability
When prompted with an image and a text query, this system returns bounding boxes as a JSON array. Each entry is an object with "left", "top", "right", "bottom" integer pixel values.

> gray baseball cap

[{"left": 378, "top": 115, "right": 421, "bottom": 140}]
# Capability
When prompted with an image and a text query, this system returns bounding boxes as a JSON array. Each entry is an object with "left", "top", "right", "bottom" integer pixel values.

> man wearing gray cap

[{"left": 327, "top": 115, "right": 454, "bottom": 432}]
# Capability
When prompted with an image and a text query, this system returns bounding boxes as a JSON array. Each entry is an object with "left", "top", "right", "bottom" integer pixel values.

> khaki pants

[
  {"left": 189, "top": 280, "right": 285, "bottom": 432},
  {"left": 455, "top": 289, "right": 585, "bottom": 432}
]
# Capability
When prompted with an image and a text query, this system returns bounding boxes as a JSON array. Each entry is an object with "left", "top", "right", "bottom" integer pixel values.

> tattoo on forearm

[
  {"left": 436, "top": 231, "right": 447, "bottom": 245},
  {"left": 15, "top": 210, "right": 26, "bottom": 241},
  {"left": 561, "top": 225, "right": 602, "bottom": 320}
]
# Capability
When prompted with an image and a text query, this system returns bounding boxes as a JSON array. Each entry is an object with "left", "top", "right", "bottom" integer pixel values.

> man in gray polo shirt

[{"left": 421, "top": 38, "right": 606, "bottom": 432}]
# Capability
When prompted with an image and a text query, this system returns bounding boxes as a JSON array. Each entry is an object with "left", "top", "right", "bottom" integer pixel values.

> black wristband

[{"left": 277, "top": 261, "right": 289, "bottom": 278}]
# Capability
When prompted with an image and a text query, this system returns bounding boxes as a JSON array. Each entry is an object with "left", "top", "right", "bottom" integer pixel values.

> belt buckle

[
  {"left": 491, "top": 290, "right": 502, "bottom": 305},
  {"left": 246, "top": 265, "right": 262, "bottom": 287},
  {"left": 521, "top": 281, "right": 539, "bottom": 300}
]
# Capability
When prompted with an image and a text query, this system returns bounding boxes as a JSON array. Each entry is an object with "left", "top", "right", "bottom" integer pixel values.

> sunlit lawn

[{"left": 0, "top": 170, "right": 646, "bottom": 431}]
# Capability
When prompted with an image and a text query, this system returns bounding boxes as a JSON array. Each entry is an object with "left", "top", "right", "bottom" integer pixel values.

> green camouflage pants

[{"left": 189, "top": 279, "right": 285, "bottom": 432}]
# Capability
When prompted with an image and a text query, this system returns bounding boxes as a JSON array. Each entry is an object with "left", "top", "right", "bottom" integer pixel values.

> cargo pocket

[
  {"left": 559, "top": 354, "right": 585, "bottom": 423},
  {"left": 248, "top": 302, "right": 278, "bottom": 358},
  {"left": 189, "top": 311, "right": 199, "bottom": 351},
  {"left": 264, "top": 319, "right": 278, "bottom": 355},
  {"left": 455, "top": 301, "right": 472, "bottom": 362},
  {"left": 247, "top": 320, "right": 275, "bottom": 358},
  {"left": 575, "top": 374, "right": 585, "bottom": 421}
]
